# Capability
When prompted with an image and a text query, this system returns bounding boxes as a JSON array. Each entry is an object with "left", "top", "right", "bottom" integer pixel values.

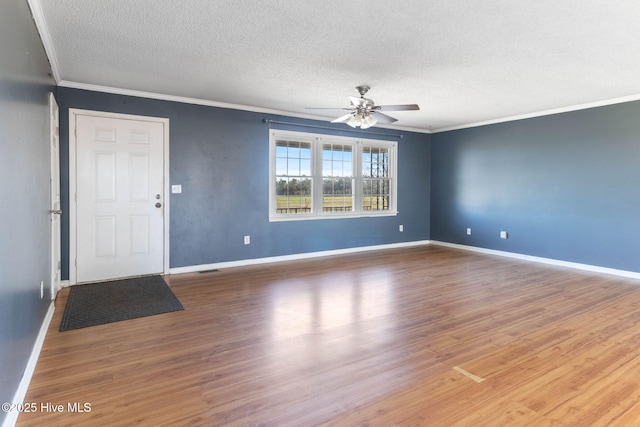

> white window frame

[{"left": 269, "top": 129, "right": 398, "bottom": 222}]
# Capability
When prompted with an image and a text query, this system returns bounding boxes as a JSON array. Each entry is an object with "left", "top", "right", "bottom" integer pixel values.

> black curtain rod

[{"left": 263, "top": 119, "right": 403, "bottom": 139}]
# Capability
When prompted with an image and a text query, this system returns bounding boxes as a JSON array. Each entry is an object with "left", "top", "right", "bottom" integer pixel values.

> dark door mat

[{"left": 59, "top": 275, "right": 184, "bottom": 331}]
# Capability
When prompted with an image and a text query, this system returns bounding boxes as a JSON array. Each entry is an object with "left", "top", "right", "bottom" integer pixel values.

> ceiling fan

[{"left": 306, "top": 86, "right": 419, "bottom": 129}]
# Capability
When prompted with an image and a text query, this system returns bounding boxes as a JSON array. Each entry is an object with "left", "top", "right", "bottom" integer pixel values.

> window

[
  {"left": 322, "top": 143, "right": 353, "bottom": 212},
  {"left": 269, "top": 130, "right": 397, "bottom": 221},
  {"left": 362, "top": 146, "right": 391, "bottom": 211},
  {"left": 274, "top": 139, "right": 312, "bottom": 214}
]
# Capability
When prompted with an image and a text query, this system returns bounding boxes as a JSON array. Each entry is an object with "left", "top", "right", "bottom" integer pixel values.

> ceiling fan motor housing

[{"left": 356, "top": 85, "right": 370, "bottom": 96}]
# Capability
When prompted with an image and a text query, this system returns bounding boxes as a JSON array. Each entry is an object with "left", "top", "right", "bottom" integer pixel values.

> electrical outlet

[
  {"left": 244, "top": 235, "right": 250, "bottom": 245},
  {"left": 399, "top": 225, "right": 404, "bottom": 232},
  {"left": 40, "top": 280, "right": 44, "bottom": 299},
  {"left": 466, "top": 228, "right": 472, "bottom": 235},
  {"left": 500, "top": 231, "right": 508, "bottom": 239}
]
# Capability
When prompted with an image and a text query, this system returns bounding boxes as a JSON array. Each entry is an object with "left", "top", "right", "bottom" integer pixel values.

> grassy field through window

[{"left": 275, "top": 196, "right": 388, "bottom": 213}]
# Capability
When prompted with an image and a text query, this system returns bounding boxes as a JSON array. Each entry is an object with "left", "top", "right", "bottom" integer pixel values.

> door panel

[
  {"left": 130, "top": 153, "right": 150, "bottom": 200},
  {"left": 96, "top": 151, "right": 117, "bottom": 200},
  {"left": 130, "top": 215, "right": 150, "bottom": 254},
  {"left": 95, "top": 216, "right": 116, "bottom": 257},
  {"left": 75, "top": 114, "right": 165, "bottom": 283}
]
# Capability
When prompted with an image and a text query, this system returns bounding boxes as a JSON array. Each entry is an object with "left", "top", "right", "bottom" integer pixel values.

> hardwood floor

[{"left": 16, "top": 245, "right": 640, "bottom": 426}]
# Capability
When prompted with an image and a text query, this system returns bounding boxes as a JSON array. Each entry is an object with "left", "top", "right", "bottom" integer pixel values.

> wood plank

[{"left": 16, "top": 245, "right": 640, "bottom": 426}]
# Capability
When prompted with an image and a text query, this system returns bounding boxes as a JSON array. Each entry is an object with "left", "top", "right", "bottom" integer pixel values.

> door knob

[{"left": 155, "top": 203, "right": 162, "bottom": 208}]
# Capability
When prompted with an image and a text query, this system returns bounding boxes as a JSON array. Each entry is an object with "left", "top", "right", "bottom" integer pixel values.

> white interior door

[
  {"left": 75, "top": 113, "right": 166, "bottom": 283},
  {"left": 49, "top": 93, "right": 61, "bottom": 299}
]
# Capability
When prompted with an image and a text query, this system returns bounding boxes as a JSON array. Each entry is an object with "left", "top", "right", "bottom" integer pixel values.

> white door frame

[
  {"left": 69, "top": 109, "right": 170, "bottom": 285},
  {"left": 49, "top": 93, "right": 61, "bottom": 299}
]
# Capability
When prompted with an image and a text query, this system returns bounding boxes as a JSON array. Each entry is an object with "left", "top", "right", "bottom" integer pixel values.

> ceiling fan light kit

[
  {"left": 346, "top": 112, "right": 377, "bottom": 129},
  {"left": 308, "top": 86, "right": 420, "bottom": 129}
]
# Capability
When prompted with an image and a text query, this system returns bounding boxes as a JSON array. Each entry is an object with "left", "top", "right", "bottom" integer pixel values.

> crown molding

[
  {"left": 57, "top": 80, "right": 640, "bottom": 135},
  {"left": 26, "top": 0, "right": 60, "bottom": 83},
  {"left": 432, "top": 93, "right": 640, "bottom": 133},
  {"left": 58, "top": 80, "right": 433, "bottom": 134}
]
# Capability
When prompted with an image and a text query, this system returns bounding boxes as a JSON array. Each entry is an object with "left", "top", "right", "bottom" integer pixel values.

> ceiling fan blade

[
  {"left": 305, "top": 107, "right": 353, "bottom": 111},
  {"left": 331, "top": 113, "right": 355, "bottom": 123},
  {"left": 373, "top": 111, "right": 398, "bottom": 124},
  {"left": 376, "top": 104, "right": 420, "bottom": 111}
]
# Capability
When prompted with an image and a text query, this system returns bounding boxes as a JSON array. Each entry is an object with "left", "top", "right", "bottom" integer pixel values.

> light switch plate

[{"left": 171, "top": 184, "right": 182, "bottom": 193}]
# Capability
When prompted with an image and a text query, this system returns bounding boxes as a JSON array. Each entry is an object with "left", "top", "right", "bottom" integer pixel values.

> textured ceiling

[{"left": 33, "top": 0, "right": 640, "bottom": 132}]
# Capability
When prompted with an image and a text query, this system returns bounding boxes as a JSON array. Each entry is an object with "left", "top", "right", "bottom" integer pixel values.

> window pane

[
  {"left": 362, "top": 178, "right": 390, "bottom": 211},
  {"left": 343, "top": 161, "right": 352, "bottom": 177},
  {"left": 322, "top": 145, "right": 332, "bottom": 160},
  {"left": 275, "top": 143, "right": 288, "bottom": 158},
  {"left": 287, "top": 159, "right": 300, "bottom": 176},
  {"left": 323, "top": 178, "right": 354, "bottom": 212},
  {"left": 363, "top": 146, "right": 390, "bottom": 179},
  {"left": 323, "top": 160, "right": 332, "bottom": 176},
  {"left": 362, "top": 147, "right": 372, "bottom": 177},
  {"left": 288, "top": 144, "right": 300, "bottom": 158},
  {"left": 300, "top": 159, "right": 311, "bottom": 176},
  {"left": 300, "top": 143, "right": 311, "bottom": 159},
  {"left": 275, "top": 177, "right": 312, "bottom": 214},
  {"left": 333, "top": 147, "right": 343, "bottom": 162},
  {"left": 323, "top": 144, "right": 354, "bottom": 178},
  {"left": 275, "top": 158, "right": 288, "bottom": 175}
]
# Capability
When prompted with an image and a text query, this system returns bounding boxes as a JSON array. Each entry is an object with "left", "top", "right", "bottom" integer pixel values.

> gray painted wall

[
  {"left": 431, "top": 101, "right": 640, "bottom": 272},
  {"left": 57, "top": 88, "right": 431, "bottom": 278},
  {"left": 0, "top": 0, "right": 56, "bottom": 420}
]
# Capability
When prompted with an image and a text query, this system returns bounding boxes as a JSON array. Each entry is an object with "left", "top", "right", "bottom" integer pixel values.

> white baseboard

[
  {"left": 170, "top": 239, "right": 640, "bottom": 280},
  {"left": 430, "top": 240, "right": 640, "bottom": 280},
  {"left": 169, "top": 240, "right": 431, "bottom": 275},
  {"left": 2, "top": 302, "right": 55, "bottom": 427}
]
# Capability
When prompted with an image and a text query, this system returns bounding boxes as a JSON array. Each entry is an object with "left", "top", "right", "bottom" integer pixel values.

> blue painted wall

[
  {"left": 57, "top": 88, "right": 431, "bottom": 278},
  {"left": 431, "top": 101, "right": 640, "bottom": 272},
  {"left": 0, "top": 0, "right": 56, "bottom": 421}
]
